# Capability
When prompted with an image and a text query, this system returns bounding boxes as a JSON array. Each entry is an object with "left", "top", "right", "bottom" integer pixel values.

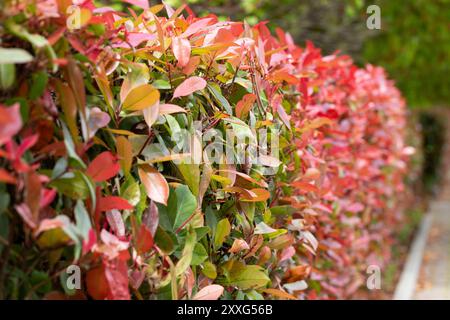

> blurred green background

[{"left": 105, "top": 0, "right": 450, "bottom": 108}]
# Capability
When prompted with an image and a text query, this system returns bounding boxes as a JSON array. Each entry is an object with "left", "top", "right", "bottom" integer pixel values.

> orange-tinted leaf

[
  {"left": 116, "top": 136, "right": 132, "bottom": 175},
  {"left": 122, "top": 84, "right": 160, "bottom": 111},
  {"left": 240, "top": 188, "right": 271, "bottom": 202},
  {"left": 291, "top": 181, "right": 319, "bottom": 193},
  {"left": 138, "top": 164, "right": 169, "bottom": 205},
  {"left": 86, "top": 266, "right": 109, "bottom": 300},
  {"left": 263, "top": 288, "right": 297, "bottom": 300},
  {"left": 136, "top": 224, "right": 154, "bottom": 255},
  {"left": 235, "top": 93, "right": 256, "bottom": 119},
  {"left": 229, "top": 238, "right": 250, "bottom": 253},
  {"left": 0, "top": 168, "right": 16, "bottom": 184}
]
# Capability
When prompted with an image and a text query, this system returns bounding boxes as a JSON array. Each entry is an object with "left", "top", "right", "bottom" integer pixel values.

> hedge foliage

[{"left": 0, "top": 0, "right": 411, "bottom": 300}]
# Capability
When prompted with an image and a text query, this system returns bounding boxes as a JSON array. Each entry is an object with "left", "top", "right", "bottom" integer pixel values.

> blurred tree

[{"left": 363, "top": 0, "right": 450, "bottom": 108}]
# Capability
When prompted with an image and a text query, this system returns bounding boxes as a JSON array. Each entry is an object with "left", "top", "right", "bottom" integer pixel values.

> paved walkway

[
  {"left": 413, "top": 201, "right": 450, "bottom": 299},
  {"left": 395, "top": 109, "right": 450, "bottom": 300}
]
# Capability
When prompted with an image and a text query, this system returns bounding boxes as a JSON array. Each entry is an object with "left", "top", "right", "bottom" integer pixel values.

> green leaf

[
  {"left": 201, "top": 261, "right": 217, "bottom": 279},
  {"left": 0, "top": 64, "right": 15, "bottom": 90},
  {"left": 154, "top": 227, "right": 175, "bottom": 254},
  {"left": 254, "top": 221, "right": 277, "bottom": 234},
  {"left": 207, "top": 83, "right": 232, "bottom": 114},
  {"left": 227, "top": 264, "right": 270, "bottom": 290},
  {"left": 177, "top": 162, "right": 200, "bottom": 197},
  {"left": 74, "top": 200, "right": 92, "bottom": 239},
  {"left": 120, "top": 176, "right": 141, "bottom": 207},
  {"left": 214, "top": 218, "right": 231, "bottom": 249},
  {"left": 158, "top": 185, "right": 197, "bottom": 232},
  {"left": 49, "top": 171, "right": 90, "bottom": 199},
  {"left": 61, "top": 122, "right": 86, "bottom": 169},
  {"left": 29, "top": 71, "right": 48, "bottom": 100},
  {"left": 175, "top": 227, "right": 196, "bottom": 276},
  {"left": 0, "top": 48, "right": 33, "bottom": 64},
  {"left": 191, "top": 243, "right": 208, "bottom": 266}
]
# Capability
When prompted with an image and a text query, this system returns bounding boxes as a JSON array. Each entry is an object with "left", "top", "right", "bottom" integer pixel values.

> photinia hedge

[{"left": 0, "top": 0, "right": 411, "bottom": 300}]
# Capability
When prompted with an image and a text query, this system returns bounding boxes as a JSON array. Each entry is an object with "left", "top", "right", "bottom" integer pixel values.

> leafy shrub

[{"left": 0, "top": 0, "right": 410, "bottom": 300}]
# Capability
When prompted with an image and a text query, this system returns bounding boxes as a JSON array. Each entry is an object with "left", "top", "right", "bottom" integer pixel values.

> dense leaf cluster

[{"left": 0, "top": 0, "right": 410, "bottom": 300}]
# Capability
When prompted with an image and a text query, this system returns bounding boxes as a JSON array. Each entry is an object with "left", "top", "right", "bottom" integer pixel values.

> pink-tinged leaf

[
  {"left": 276, "top": 100, "right": 291, "bottom": 130},
  {"left": 114, "top": 32, "right": 156, "bottom": 48},
  {"left": 159, "top": 104, "right": 187, "bottom": 115},
  {"left": 86, "top": 151, "right": 120, "bottom": 182},
  {"left": 0, "top": 168, "right": 16, "bottom": 184},
  {"left": 193, "top": 284, "right": 224, "bottom": 300},
  {"left": 106, "top": 210, "right": 125, "bottom": 237},
  {"left": 279, "top": 246, "right": 295, "bottom": 263},
  {"left": 123, "top": 0, "right": 149, "bottom": 10},
  {"left": 104, "top": 258, "right": 131, "bottom": 300},
  {"left": 303, "top": 167, "right": 320, "bottom": 180},
  {"left": 172, "top": 37, "right": 191, "bottom": 67},
  {"left": 129, "top": 269, "right": 145, "bottom": 290},
  {"left": 346, "top": 202, "right": 365, "bottom": 213},
  {"left": 182, "top": 18, "right": 214, "bottom": 38},
  {"left": 143, "top": 100, "right": 160, "bottom": 128},
  {"left": 142, "top": 200, "right": 159, "bottom": 237},
  {"left": 138, "top": 164, "right": 169, "bottom": 205},
  {"left": 15, "top": 203, "right": 37, "bottom": 229},
  {"left": 163, "top": 0, "right": 175, "bottom": 17},
  {"left": 173, "top": 76, "right": 207, "bottom": 99},
  {"left": 229, "top": 238, "right": 250, "bottom": 253},
  {"left": 235, "top": 93, "right": 256, "bottom": 119},
  {"left": 34, "top": 216, "right": 66, "bottom": 237},
  {"left": 0, "top": 103, "right": 22, "bottom": 146},
  {"left": 96, "top": 229, "right": 129, "bottom": 260},
  {"left": 97, "top": 196, "right": 133, "bottom": 212},
  {"left": 87, "top": 107, "right": 110, "bottom": 140}
]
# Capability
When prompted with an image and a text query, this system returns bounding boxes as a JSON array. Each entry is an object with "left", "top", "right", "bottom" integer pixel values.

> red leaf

[
  {"left": 97, "top": 196, "right": 133, "bottom": 212},
  {"left": 172, "top": 76, "right": 207, "bottom": 99},
  {"left": 135, "top": 224, "right": 154, "bottom": 255},
  {"left": 82, "top": 228, "right": 97, "bottom": 254},
  {"left": 86, "top": 266, "right": 110, "bottom": 300},
  {"left": 86, "top": 151, "right": 120, "bottom": 182},
  {"left": 291, "top": 181, "right": 319, "bottom": 193}
]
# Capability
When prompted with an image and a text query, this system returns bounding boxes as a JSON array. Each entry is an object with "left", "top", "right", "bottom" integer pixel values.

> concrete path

[
  {"left": 413, "top": 201, "right": 450, "bottom": 299},
  {"left": 395, "top": 109, "right": 450, "bottom": 300}
]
